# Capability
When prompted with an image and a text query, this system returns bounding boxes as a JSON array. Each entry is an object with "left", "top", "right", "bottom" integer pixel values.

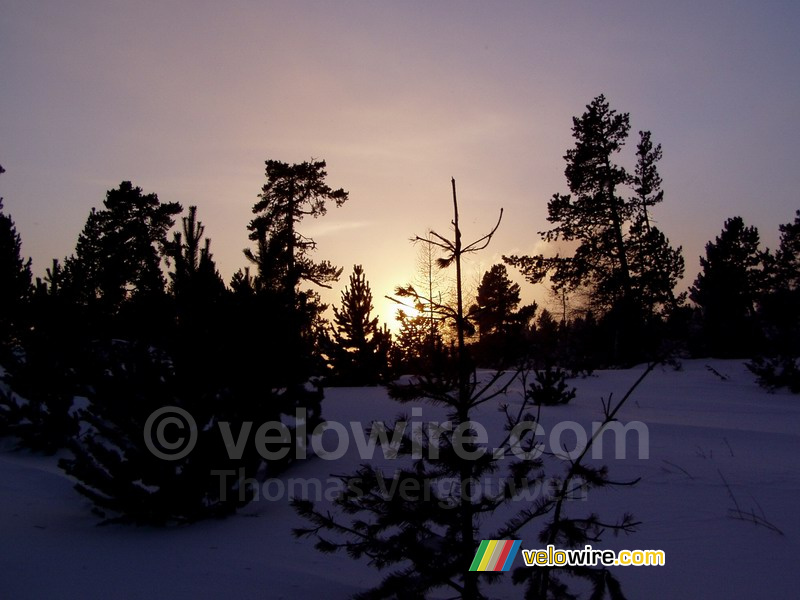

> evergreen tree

[
  {"left": 330, "top": 265, "right": 388, "bottom": 385},
  {"left": 532, "top": 308, "right": 560, "bottom": 367},
  {"left": 506, "top": 95, "right": 635, "bottom": 310},
  {"left": 0, "top": 166, "right": 72, "bottom": 447},
  {"left": 627, "top": 131, "right": 685, "bottom": 316},
  {"left": 164, "top": 204, "right": 229, "bottom": 391},
  {"left": 246, "top": 159, "right": 348, "bottom": 293},
  {"left": 390, "top": 309, "right": 446, "bottom": 376},
  {"left": 296, "top": 180, "right": 507, "bottom": 599},
  {"left": 690, "top": 216, "right": 763, "bottom": 358},
  {"left": 0, "top": 165, "right": 32, "bottom": 360},
  {"left": 165, "top": 204, "right": 227, "bottom": 347},
  {"left": 749, "top": 210, "right": 800, "bottom": 391},
  {"left": 3, "top": 181, "right": 181, "bottom": 451},
  {"left": 0, "top": 254, "right": 86, "bottom": 452},
  {"left": 771, "top": 210, "right": 800, "bottom": 292},
  {"left": 468, "top": 264, "right": 535, "bottom": 366},
  {"left": 469, "top": 264, "right": 521, "bottom": 338},
  {"left": 505, "top": 95, "right": 684, "bottom": 364},
  {"left": 63, "top": 181, "right": 182, "bottom": 339},
  {"left": 59, "top": 340, "right": 264, "bottom": 524},
  {"left": 166, "top": 205, "right": 226, "bottom": 304},
  {"left": 244, "top": 159, "right": 349, "bottom": 397},
  {"left": 632, "top": 131, "right": 662, "bottom": 229},
  {"left": 759, "top": 209, "right": 800, "bottom": 343},
  {"left": 5, "top": 182, "right": 186, "bottom": 455},
  {"left": 58, "top": 209, "right": 279, "bottom": 523}
]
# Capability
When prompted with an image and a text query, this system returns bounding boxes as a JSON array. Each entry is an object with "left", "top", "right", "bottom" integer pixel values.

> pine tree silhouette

[
  {"left": 330, "top": 265, "right": 389, "bottom": 385},
  {"left": 690, "top": 216, "right": 763, "bottom": 358},
  {"left": 62, "top": 181, "right": 182, "bottom": 341},
  {"left": 505, "top": 95, "right": 684, "bottom": 365},
  {"left": 244, "top": 159, "right": 347, "bottom": 416},
  {"left": 0, "top": 166, "right": 32, "bottom": 360},
  {"left": 749, "top": 210, "right": 800, "bottom": 391},
  {"left": 0, "top": 167, "right": 76, "bottom": 450}
]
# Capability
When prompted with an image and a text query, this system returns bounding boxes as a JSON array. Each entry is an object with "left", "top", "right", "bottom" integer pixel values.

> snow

[{"left": 1, "top": 359, "right": 798, "bottom": 598}]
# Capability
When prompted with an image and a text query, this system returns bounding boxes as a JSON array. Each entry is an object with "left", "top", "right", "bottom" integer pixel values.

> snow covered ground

[{"left": 1, "top": 359, "right": 798, "bottom": 599}]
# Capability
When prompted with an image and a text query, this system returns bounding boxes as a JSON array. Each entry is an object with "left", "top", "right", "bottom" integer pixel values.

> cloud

[{"left": 303, "top": 220, "right": 371, "bottom": 238}]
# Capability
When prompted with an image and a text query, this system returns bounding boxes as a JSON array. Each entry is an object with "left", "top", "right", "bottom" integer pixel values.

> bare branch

[{"left": 462, "top": 208, "right": 504, "bottom": 254}]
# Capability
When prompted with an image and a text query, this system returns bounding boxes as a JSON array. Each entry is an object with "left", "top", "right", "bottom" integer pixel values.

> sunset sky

[{"left": 2, "top": 1, "right": 799, "bottom": 327}]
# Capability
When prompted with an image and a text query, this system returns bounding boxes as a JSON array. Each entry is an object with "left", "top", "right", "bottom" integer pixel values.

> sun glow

[{"left": 379, "top": 296, "right": 421, "bottom": 333}]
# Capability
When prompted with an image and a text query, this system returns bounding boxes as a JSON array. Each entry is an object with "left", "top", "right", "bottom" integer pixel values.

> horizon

[{"left": 2, "top": 1, "right": 799, "bottom": 327}]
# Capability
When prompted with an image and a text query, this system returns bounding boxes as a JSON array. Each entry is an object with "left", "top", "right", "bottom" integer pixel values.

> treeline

[
  {"left": 0, "top": 96, "right": 798, "bottom": 525},
  {"left": 0, "top": 161, "right": 348, "bottom": 522}
]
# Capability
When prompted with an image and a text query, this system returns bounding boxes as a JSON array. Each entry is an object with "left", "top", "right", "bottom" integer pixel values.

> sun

[{"left": 378, "top": 296, "right": 422, "bottom": 332}]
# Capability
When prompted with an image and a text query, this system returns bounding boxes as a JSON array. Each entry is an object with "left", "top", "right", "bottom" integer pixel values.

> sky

[{"left": 2, "top": 0, "right": 799, "bottom": 327}]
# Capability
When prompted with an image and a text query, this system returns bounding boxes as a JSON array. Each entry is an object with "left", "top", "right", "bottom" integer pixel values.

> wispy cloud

[{"left": 303, "top": 221, "right": 371, "bottom": 238}]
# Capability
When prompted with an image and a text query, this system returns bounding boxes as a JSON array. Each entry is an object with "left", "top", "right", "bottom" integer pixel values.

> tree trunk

[{"left": 451, "top": 178, "right": 478, "bottom": 600}]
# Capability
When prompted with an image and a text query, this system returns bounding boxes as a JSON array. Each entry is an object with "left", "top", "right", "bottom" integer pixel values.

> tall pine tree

[
  {"left": 0, "top": 165, "right": 32, "bottom": 360},
  {"left": 469, "top": 264, "right": 521, "bottom": 339},
  {"left": 505, "top": 95, "right": 684, "bottom": 364},
  {"left": 330, "top": 265, "right": 389, "bottom": 385},
  {"left": 0, "top": 165, "right": 35, "bottom": 437},
  {"left": 690, "top": 216, "right": 763, "bottom": 357},
  {"left": 246, "top": 159, "right": 348, "bottom": 293},
  {"left": 468, "top": 263, "right": 534, "bottom": 366},
  {"left": 63, "top": 181, "right": 182, "bottom": 340},
  {"left": 245, "top": 160, "right": 349, "bottom": 373},
  {"left": 241, "top": 159, "right": 348, "bottom": 432},
  {"left": 748, "top": 211, "right": 800, "bottom": 390}
]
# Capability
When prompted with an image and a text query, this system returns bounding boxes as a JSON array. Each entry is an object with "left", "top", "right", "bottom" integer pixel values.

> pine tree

[
  {"left": 507, "top": 95, "right": 635, "bottom": 309},
  {"left": 165, "top": 204, "right": 227, "bottom": 342},
  {"left": 0, "top": 166, "right": 72, "bottom": 447},
  {"left": 246, "top": 159, "right": 348, "bottom": 293},
  {"left": 468, "top": 264, "right": 534, "bottom": 366},
  {"left": 771, "top": 210, "right": 800, "bottom": 292},
  {"left": 4, "top": 181, "right": 180, "bottom": 451},
  {"left": 58, "top": 340, "right": 264, "bottom": 524},
  {"left": 628, "top": 131, "right": 685, "bottom": 317},
  {"left": 632, "top": 130, "right": 662, "bottom": 230},
  {"left": 63, "top": 181, "right": 182, "bottom": 339},
  {"left": 0, "top": 165, "right": 32, "bottom": 359},
  {"left": 391, "top": 309, "right": 446, "bottom": 376},
  {"left": 469, "top": 264, "right": 521, "bottom": 339},
  {"left": 749, "top": 210, "right": 800, "bottom": 391},
  {"left": 330, "top": 265, "right": 388, "bottom": 385},
  {"left": 532, "top": 308, "right": 561, "bottom": 367},
  {"left": 505, "top": 95, "right": 684, "bottom": 364},
  {"left": 760, "top": 209, "right": 800, "bottom": 335},
  {"left": 56, "top": 203, "right": 274, "bottom": 522},
  {"left": 244, "top": 159, "right": 348, "bottom": 405},
  {"left": 690, "top": 216, "right": 764, "bottom": 358},
  {"left": 166, "top": 206, "right": 226, "bottom": 302},
  {"left": 165, "top": 204, "right": 230, "bottom": 393}
]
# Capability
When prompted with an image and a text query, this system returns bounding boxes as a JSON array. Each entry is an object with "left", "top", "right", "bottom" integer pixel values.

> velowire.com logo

[{"left": 469, "top": 540, "right": 522, "bottom": 572}]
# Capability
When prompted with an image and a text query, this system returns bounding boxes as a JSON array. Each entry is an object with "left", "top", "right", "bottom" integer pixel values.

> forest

[{"left": 1, "top": 95, "right": 798, "bottom": 599}]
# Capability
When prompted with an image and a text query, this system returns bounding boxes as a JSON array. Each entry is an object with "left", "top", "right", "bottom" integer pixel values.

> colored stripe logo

[{"left": 469, "top": 540, "right": 522, "bottom": 572}]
